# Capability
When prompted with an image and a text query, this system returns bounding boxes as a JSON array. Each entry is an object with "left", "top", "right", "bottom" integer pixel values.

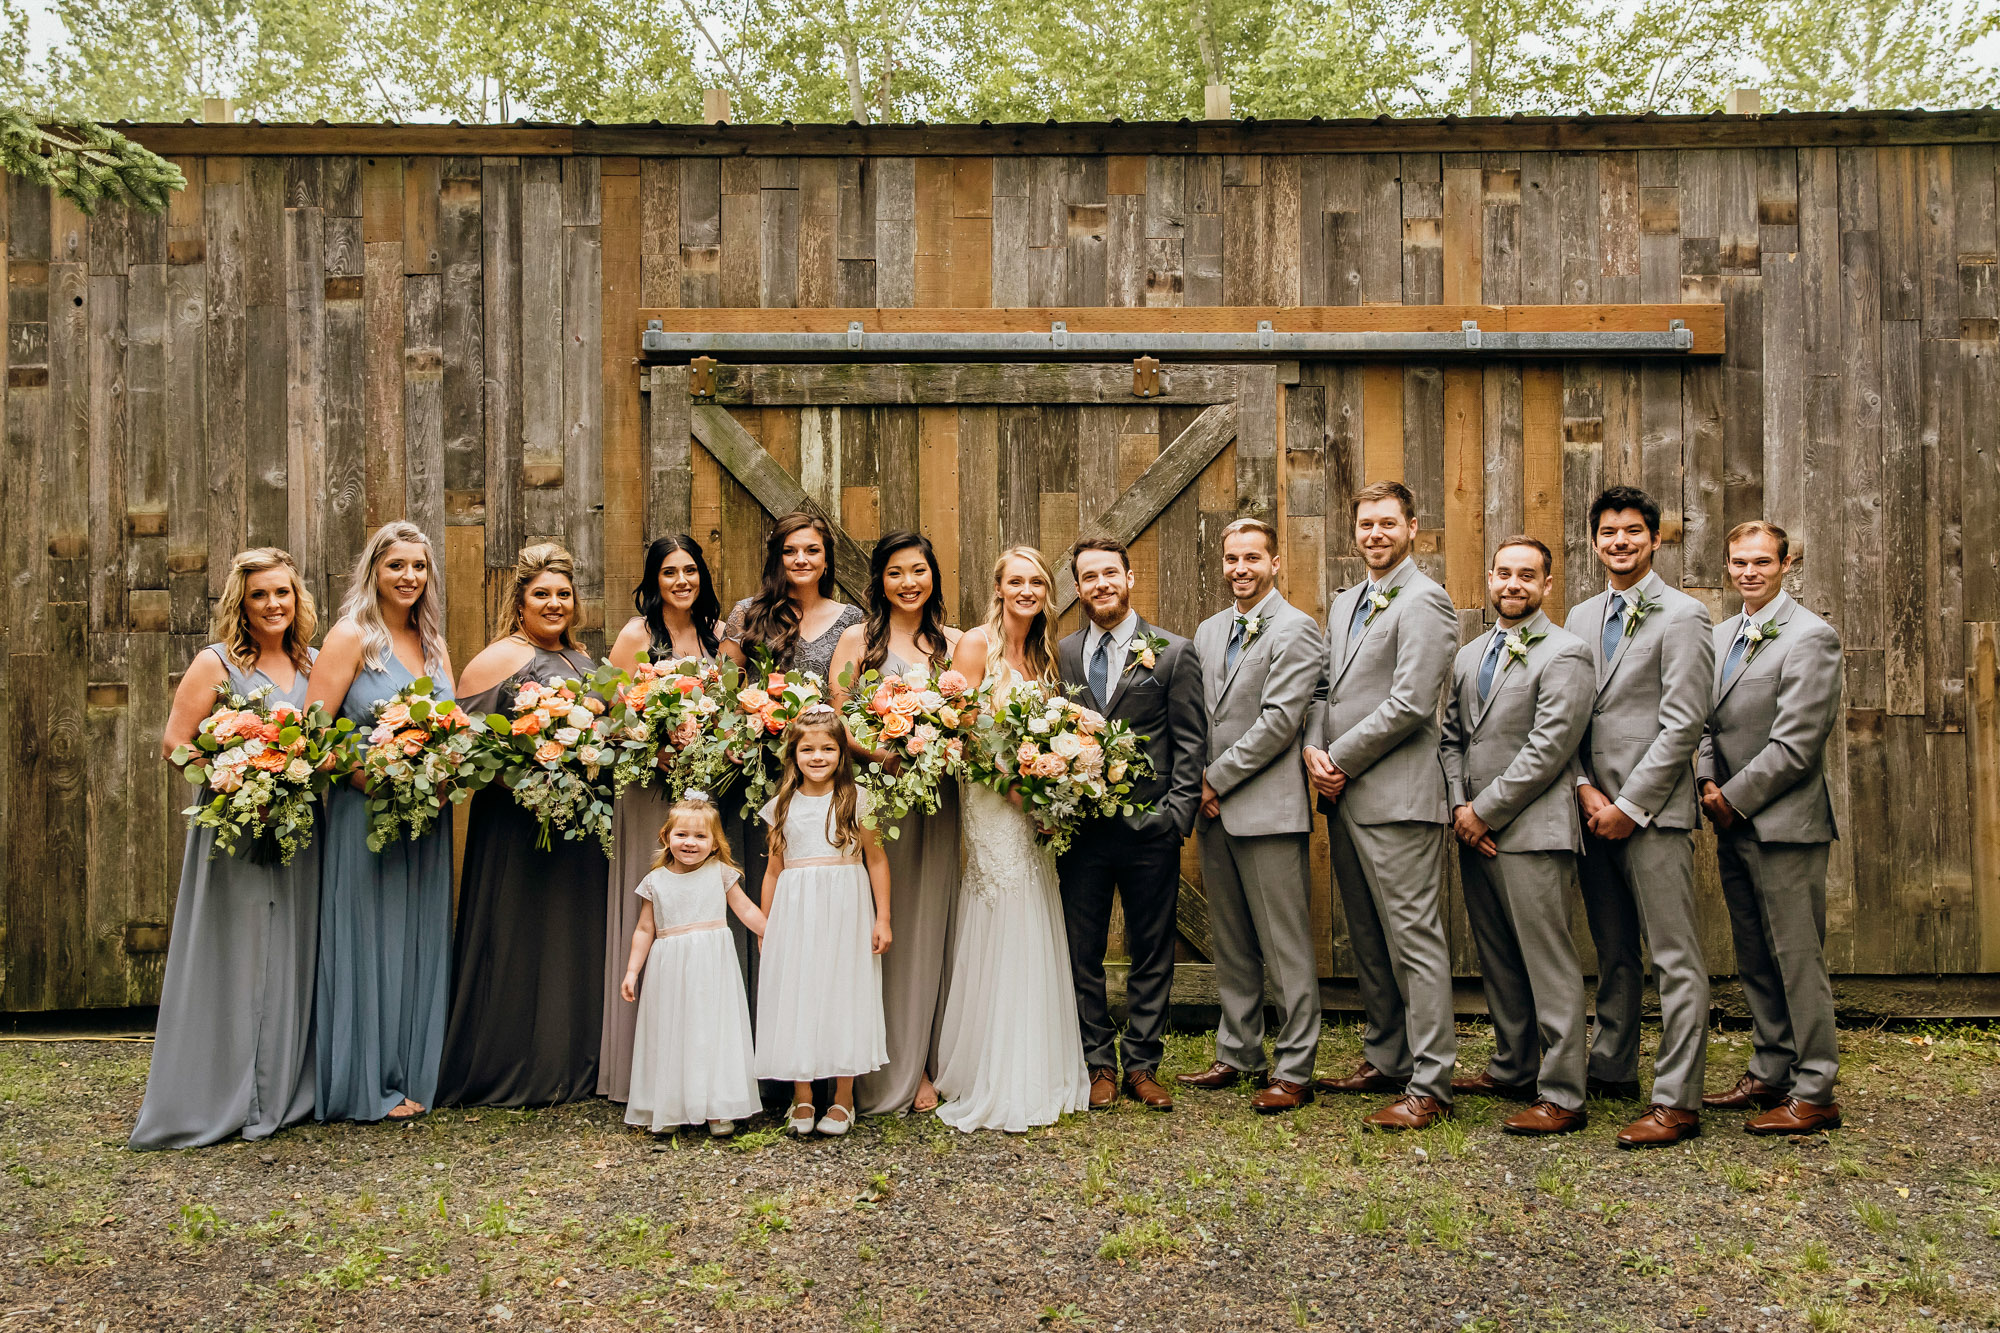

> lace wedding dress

[{"left": 932, "top": 666, "right": 1091, "bottom": 1132}]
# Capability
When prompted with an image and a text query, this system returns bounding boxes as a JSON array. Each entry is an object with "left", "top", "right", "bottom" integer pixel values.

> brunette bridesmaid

[
  {"left": 308, "top": 522, "right": 456, "bottom": 1123},
  {"left": 597, "top": 534, "right": 724, "bottom": 1103},
  {"left": 131, "top": 549, "right": 321, "bottom": 1149},
  {"left": 437, "top": 543, "right": 608, "bottom": 1106},
  {"left": 720, "top": 511, "right": 863, "bottom": 684},
  {"left": 830, "top": 532, "right": 963, "bottom": 1116}
]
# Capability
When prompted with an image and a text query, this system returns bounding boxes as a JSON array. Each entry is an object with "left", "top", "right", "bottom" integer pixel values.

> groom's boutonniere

[
  {"left": 1234, "top": 613, "right": 1266, "bottom": 644},
  {"left": 1622, "top": 589, "right": 1662, "bottom": 634},
  {"left": 1125, "top": 631, "right": 1170, "bottom": 675},
  {"left": 1743, "top": 615, "right": 1781, "bottom": 660},
  {"left": 1363, "top": 584, "right": 1401, "bottom": 627},
  {"left": 1502, "top": 626, "right": 1546, "bottom": 670}
]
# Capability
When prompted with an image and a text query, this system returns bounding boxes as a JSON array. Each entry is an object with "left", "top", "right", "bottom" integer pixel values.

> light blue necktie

[
  {"left": 1601, "top": 592, "right": 1626, "bottom": 663},
  {"left": 1349, "top": 583, "right": 1378, "bottom": 644},
  {"left": 1478, "top": 630, "right": 1506, "bottom": 701},
  {"left": 1225, "top": 619, "right": 1245, "bottom": 672},
  {"left": 1722, "top": 629, "right": 1750, "bottom": 684},
  {"left": 1089, "top": 632, "right": 1114, "bottom": 709}
]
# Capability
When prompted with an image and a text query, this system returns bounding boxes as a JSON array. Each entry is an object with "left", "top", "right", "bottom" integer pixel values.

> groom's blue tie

[{"left": 1088, "top": 632, "right": 1114, "bottom": 710}]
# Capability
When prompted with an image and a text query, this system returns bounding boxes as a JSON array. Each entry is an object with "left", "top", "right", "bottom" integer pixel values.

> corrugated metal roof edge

[{"left": 108, "top": 108, "right": 2000, "bottom": 156}]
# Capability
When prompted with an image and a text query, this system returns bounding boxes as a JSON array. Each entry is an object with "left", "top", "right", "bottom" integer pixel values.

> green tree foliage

[{"left": 10, "top": 0, "right": 1999, "bottom": 125}]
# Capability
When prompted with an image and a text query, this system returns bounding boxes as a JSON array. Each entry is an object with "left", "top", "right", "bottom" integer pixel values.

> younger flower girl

[
  {"left": 620, "top": 793, "right": 766, "bottom": 1136},
  {"left": 756, "top": 705, "right": 892, "bottom": 1136}
]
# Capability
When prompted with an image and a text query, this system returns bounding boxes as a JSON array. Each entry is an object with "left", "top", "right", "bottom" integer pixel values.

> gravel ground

[{"left": 4, "top": 1021, "right": 1998, "bottom": 1332}]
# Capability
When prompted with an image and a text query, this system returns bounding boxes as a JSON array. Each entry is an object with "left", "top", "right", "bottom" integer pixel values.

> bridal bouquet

[
  {"left": 482, "top": 675, "right": 618, "bottom": 852},
  {"left": 171, "top": 686, "right": 351, "bottom": 865},
  {"left": 719, "top": 657, "right": 827, "bottom": 819},
  {"left": 350, "top": 676, "right": 493, "bottom": 852},
  {"left": 836, "top": 663, "right": 974, "bottom": 837},
  {"left": 966, "top": 679, "right": 1151, "bottom": 857},
  {"left": 603, "top": 654, "right": 732, "bottom": 801}
]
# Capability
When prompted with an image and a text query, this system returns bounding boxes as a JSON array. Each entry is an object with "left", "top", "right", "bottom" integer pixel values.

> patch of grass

[
  {"left": 595, "top": 1215, "right": 675, "bottom": 1271},
  {"left": 1804, "top": 1306, "right": 1849, "bottom": 1332},
  {"left": 172, "top": 1201, "right": 224, "bottom": 1246},
  {"left": 731, "top": 1124, "right": 787, "bottom": 1153},
  {"left": 1719, "top": 1161, "right": 1760, "bottom": 1192},
  {"left": 306, "top": 1243, "right": 385, "bottom": 1292},
  {"left": 1096, "top": 1217, "right": 1186, "bottom": 1264},
  {"left": 737, "top": 1194, "right": 793, "bottom": 1247},
  {"left": 469, "top": 1200, "right": 523, "bottom": 1240},
  {"left": 1616, "top": 1249, "right": 1671, "bottom": 1278},
  {"left": 1853, "top": 1198, "right": 1895, "bottom": 1234},
  {"left": 1536, "top": 1165, "right": 1579, "bottom": 1209},
  {"left": 1420, "top": 1197, "right": 1470, "bottom": 1251},
  {"left": 1037, "top": 1303, "right": 1092, "bottom": 1329},
  {"left": 1795, "top": 1239, "right": 1832, "bottom": 1272},
  {"left": 1357, "top": 1196, "right": 1390, "bottom": 1233}
]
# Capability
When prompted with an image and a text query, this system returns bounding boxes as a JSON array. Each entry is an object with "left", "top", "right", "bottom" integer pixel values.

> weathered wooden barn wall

[{"left": 1, "top": 113, "right": 1995, "bottom": 1010}]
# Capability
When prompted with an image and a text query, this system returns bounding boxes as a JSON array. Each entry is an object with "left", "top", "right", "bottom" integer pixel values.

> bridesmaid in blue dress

[
  {"left": 598, "top": 534, "right": 725, "bottom": 1102},
  {"left": 438, "top": 542, "right": 609, "bottom": 1106},
  {"left": 131, "top": 548, "right": 322, "bottom": 1149},
  {"left": 308, "top": 521, "right": 458, "bottom": 1123}
]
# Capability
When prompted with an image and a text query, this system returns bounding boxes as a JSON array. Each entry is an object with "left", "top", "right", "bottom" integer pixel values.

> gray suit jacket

[
  {"left": 1194, "top": 591, "right": 1320, "bottom": 838},
  {"left": 1439, "top": 611, "right": 1595, "bottom": 853},
  {"left": 1562, "top": 570, "right": 1715, "bottom": 831},
  {"left": 1696, "top": 594, "right": 1842, "bottom": 844},
  {"left": 1058, "top": 619, "right": 1207, "bottom": 841},
  {"left": 1304, "top": 557, "right": 1456, "bottom": 826}
]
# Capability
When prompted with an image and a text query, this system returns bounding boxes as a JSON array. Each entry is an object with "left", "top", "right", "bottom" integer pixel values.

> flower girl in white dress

[
  {"left": 620, "top": 794, "right": 768, "bottom": 1136},
  {"left": 755, "top": 706, "right": 893, "bottom": 1136},
  {"left": 616, "top": 788, "right": 764, "bottom": 1128}
]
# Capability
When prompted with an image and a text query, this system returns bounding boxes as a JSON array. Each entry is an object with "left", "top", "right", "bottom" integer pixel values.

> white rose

[
  {"left": 918, "top": 691, "right": 944, "bottom": 713},
  {"left": 219, "top": 746, "right": 247, "bottom": 768},
  {"left": 284, "top": 758, "right": 312, "bottom": 783},
  {"left": 566, "top": 706, "right": 594, "bottom": 729},
  {"left": 1027, "top": 716, "right": 1051, "bottom": 735},
  {"left": 513, "top": 688, "right": 539, "bottom": 712},
  {"left": 578, "top": 745, "right": 603, "bottom": 766},
  {"left": 1050, "top": 732, "right": 1083, "bottom": 759},
  {"left": 241, "top": 738, "right": 266, "bottom": 757},
  {"left": 555, "top": 726, "right": 581, "bottom": 745}
]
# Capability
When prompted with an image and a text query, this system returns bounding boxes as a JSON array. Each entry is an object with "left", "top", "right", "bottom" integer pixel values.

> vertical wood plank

[
  {"left": 1443, "top": 365, "right": 1485, "bottom": 608},
  {"left": 602, "top": 162, "right": 643, "bottom": 640}
]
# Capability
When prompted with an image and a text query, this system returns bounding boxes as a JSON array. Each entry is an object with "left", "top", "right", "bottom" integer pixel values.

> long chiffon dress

[
  {"left": 130, "top": 646, "right": 320, "bottom": 1149},
  {"left": 436, "top": 644, "right": 609, "bottom": 1107},
  {"left": 314, "top": 652, "right": 454, "bottom": 1122},
  {"left": 856, "top": 647, "right": 963, "bottom": 1116}
]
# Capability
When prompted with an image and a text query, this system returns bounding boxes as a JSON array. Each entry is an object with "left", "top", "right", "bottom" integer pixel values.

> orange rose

[
  {"left": 764, "top": 711, "right": 788, "bottom": 735},
  {"left": 513, "top": 712, "right": 543, "bottom": 736},
  {"left": 870, "top": 684, "right": 897, "bottom": 715},
  {"left": 379, "top": 702, "right": 413, "bottom": 728},
  {"left": 397, "top": 727, "right": 428, "bottom": 757},
  {"left": 249, "top": 748, "right": 289, "bottom": 772},
  {"left": 534, "top": 740, "right": 564, "bottom": 764},
  {"left": 889, "top": 691, "right": 923, "bottom": 717},
  {"left": 674, "top": 675, "right": 700, "bottom": 694},
  {"left": 879, "top": 710, "right": 914, "bottom": 740},
  {"left": 736, "top": 688, "right": 772, "bottom": 712},
  {"left": 768, "top": 673, "right": 788, "bottom": 691},
  {"left": 622, "top": 682, "right": 654, "bottom": 709}
]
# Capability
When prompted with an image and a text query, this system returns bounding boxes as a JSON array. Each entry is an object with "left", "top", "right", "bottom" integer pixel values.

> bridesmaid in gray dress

[
  {"left": 598, "top": 534, "right": 724, "bottom": 1103},
  {"left": 438, "top": 542, "right": 609, "bottom": 1107},
  {"left": 307, "top": 522, "right": 457, "bottom": 1123},
  {"left": 131, "top": 548, "right": 322, "bottom": 1150},
  {"left": 830, "top": 532, "right": 963, "bottom": 1116}
]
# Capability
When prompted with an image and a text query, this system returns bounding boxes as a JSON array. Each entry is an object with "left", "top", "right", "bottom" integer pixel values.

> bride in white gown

[{"left": 932, "top": 545, "right": 1091, "bottom": 1132}]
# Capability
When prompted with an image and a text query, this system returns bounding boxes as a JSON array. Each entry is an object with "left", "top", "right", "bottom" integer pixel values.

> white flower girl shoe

[
  {"left": 815, "top": 1104, "right": 853, "bottom": 1137},
  {"left": 787, "top": 1102, "right": 817, "bottom": 1135}
]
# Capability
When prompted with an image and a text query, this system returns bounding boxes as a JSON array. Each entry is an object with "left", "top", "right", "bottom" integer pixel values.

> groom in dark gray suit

[{"left": 1057, "top": 538, "right": 1207, "bottom": 1112}]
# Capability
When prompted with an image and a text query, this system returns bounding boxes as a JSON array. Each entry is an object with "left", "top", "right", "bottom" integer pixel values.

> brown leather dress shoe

[
  {"left": 1745, "top": 1097, "right": 1841, "bottom": 1136},
  {"left": 1615, "top": 1104, "right": 1702, "bottom": 1150},
  {"left": 1124, "top": 1070, "right": 1175, "bottom": 1111},
  {"left": 1702, "top": 1073, "right": 1787, "bottom": 1112},
  {"left": 1250, "top": 1079, "right": 1313, "bottom": 1114},
  {"left": 1176, "top": 1061, "right": 1263, "bottom": 1090},
  {"left": 1315, "top": 1061, "right": 1402, "bottom": 1095},
  {"left": 1364, "top": 1093, "right": 1452, "bottom": 1131},
  {"left": 1088, "top": 1066, "right": 1117, "bottom": 1110},
  {"left": 1586, "top": 1076, "right": 1645, "bottom": 1101},
  {"left": 1451, "top": 1069, "right": 1537, "bottom": 1101},
  {"left": 1501, "top": 1100, "right": 1588, "bottom": 1136}
]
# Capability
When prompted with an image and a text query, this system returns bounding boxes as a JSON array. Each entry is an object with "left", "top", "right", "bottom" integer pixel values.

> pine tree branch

[{"left": 0, "top": 109, "right": 186, "bottom": 215}]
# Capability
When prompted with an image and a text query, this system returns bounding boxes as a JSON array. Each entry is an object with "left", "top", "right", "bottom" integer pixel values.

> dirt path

[{"left": 4, "top": 1023, "right": 1996, "bottom": 1331}]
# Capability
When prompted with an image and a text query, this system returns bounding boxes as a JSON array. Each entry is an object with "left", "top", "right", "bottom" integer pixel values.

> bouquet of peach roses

[
  {"left": 171, "top": 686, "right": 351, "bottom": 865},
  {"left": 602, "top": 653, "right": 732, "bottom": 802},
  {"left": 964, "top": 678, "right": 1151, "bottom": 857},
  {"left": 482, "top": 675, "right": 619, "bottom": 852},
  {"left": 836, "top": 662, "right": 975, "bottom": 838},
  {"left": 350, "top": 676, "right": 493, "bottom": 852},
  {"left": 717, "top": 655, "right": 827, "bottom": 819}
]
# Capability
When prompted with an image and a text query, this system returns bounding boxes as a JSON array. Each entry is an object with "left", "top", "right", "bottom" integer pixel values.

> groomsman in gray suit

[
  {"left": 1440, "top": 536, "right": 1595, "bottom": 1135},
  {"left": 1179, "top": 517, "right": 1324, "bottom": 1114},
  {"left": 1565, "top": 485, "right": 1715, "bottom": 1149},
  {"left": 1303, "top": 480, "right": 1460, "bottom": 1132},
  {"left": 1698, "top": 520, "right": 1844, "bottom": 1135}
]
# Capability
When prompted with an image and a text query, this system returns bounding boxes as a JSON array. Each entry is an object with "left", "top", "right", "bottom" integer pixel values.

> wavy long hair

[
  {"left": 861, "top": 530, "right": 951, "bottom": 676},
  {"left": 634, "top": 534, "right": 722, "bottom": 659},
  {"left": 741, "top": 512, "right": 838, "bottom": 666},
  {"left": 212, "top": 547, "right": 317, "bottom": 675},
  {"left": 498, "top": 542, "right": 584, "bottom": 651},
  {"left": 340, "top": 521, "right": 451, "bottom": 677},
  {"left": 767, "top": 706, "right": 861, "bottom": 862},
  {"left": 982, "top": 545, "right": 1059, "bottom": 685}
]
